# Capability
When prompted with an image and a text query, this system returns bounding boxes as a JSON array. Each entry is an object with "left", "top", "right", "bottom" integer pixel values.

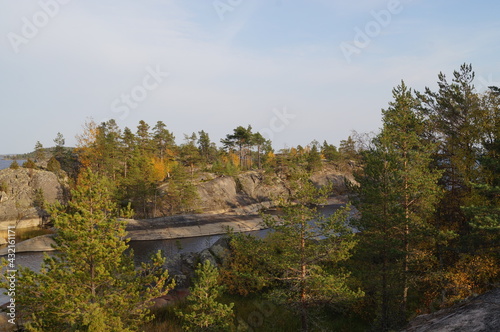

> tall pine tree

[
  {"left": 6, "top": 169, "right": 174, "bottom": 331},
  {"left": 353, "top": 82, "right": 441, "bottom": 329}
]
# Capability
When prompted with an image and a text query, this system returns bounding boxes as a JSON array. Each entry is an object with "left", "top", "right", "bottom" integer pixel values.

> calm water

[
  {"left": 0, "top": 159, "right": 27, "bottom": 170},
  {"left": 0, "top": 230, "right": 269, "bottom": 305},
  {"left": 0, "top": 204, "right": 342, "bottom": 304}
]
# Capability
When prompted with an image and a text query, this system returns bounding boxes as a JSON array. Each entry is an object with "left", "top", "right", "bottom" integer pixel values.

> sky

[{"left": 1, "top": 0, "right": 500, "bottom": 154}]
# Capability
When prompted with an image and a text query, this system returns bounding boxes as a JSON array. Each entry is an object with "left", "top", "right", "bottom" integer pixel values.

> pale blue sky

[{"left": 1, "top": 0, "right": 500, "bottom": 154}]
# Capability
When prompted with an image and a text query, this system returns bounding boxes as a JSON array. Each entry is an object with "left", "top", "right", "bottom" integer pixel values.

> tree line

[{"left": 13, "top": 119, "right": 357, "bottom": 219}]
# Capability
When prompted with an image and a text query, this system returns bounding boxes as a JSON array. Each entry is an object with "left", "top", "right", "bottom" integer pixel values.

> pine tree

[
  {"left": 176, "top": 261, "right": 234, "bottom": 331},
  {"left": 461, "top": 87, "right": 500, "bottom": 287},
  {"left": 352, "top": 149, "right": 402, "bottom": 330},
  {"left": 9, "top": 160, "right": 19, "bottom": 169},
  {"left": 180, "top": 133, "right": 201, "bottom": 177},
  {"left": 339, "top": 136, "right": 357, "bottom": 161},
  {"left": 378, "top": 82, "right": 442, "bottom": 314},
  {"left": 353, "top": 82, "right": 441, "bottom": 329},
  {"left": 418, "top": 64, "right": 484, "bottom": 252},
  {"left": 416, "top": 64, "right": 493, "bottom": 305},
  {"left": 22, "top": 159, "right": 37, "bottom": 169},
  {"left": 321, "top": 140, "right": 340, "bottom": 161},
  {"left": 53, "top": 132, "right": 66, "bottom": 159},
  {"left": 306, "top": 144, "right": 322, "bottom": 172},
  {"left": 46, "top": 156, "right": 61, "bottom": 173},
  {"left": 152, "top": 121, "right": 175, "bottom": 161},
  {"left": 136, "top": 120, "right": 153, "bottom": 154},
  {"left": 163, "top": 165, "right": 199, "bottom": 214},
  {"left": 34, "top": 141, "right": 45, "bottom": 162},
  {"left": 5, "top": 169, "right": 174, "bottom": 331},
  {"left": 197, "top": 130, "right": 217, "bottom": 165},
  {"left": 221, "top": 125, "right": 253, "bottom": 170},
  {"left": 100, "top": 119, "right": 122, "bottom": 180},
  {"left": 252, "top": 132, "right": 267, "bottom": 169},
  {"left": 261, "top": 178, "right": 362, "bottom": 332}
]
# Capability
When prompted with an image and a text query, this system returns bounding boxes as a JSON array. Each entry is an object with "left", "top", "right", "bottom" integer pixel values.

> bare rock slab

[{"left": 402, "top": 288, "right": 500, "bottom": 332}]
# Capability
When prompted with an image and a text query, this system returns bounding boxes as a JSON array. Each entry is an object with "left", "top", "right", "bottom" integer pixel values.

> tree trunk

[
  {"left": 402, "top": 158, "right": 409, "bottom": 317},
  {"left": 300, "top": 221, "right": 308, "bottom": 332},
  {"left": 258, "top": 145, "right": 261, "bottom": 169}
]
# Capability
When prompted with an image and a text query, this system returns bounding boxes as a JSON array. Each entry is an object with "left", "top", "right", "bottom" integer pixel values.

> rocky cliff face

[
  {"left": 0, "top": 168, "right": 67, "bottom": 223},
  {"left": 0, "top": 165, "right": 354, "bottom": 224},
  {"left": 195, "top": 166, "right": 354, "bottom": 214}
]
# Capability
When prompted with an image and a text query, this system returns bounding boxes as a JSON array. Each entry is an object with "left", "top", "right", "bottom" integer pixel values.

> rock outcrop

[
  {"left": 195, "top": 166, "right": 353, "bottom": 214},
  {"left": 0, "top": 234, "right": 56, "bottom": 255},
  {"left": 178, "top": 236, "right": 232, "bottom": 286},
  {"left": 126, "top": 213, "right": 266, "bottom": 241},
  {"left": 0, "top": 168, "right": 67, "bottom": 225},
  {"left": 401, "top": 288, "right": 500, "bottom": 332}
]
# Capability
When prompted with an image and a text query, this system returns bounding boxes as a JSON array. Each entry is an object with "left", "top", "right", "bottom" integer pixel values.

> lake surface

[
  {"left": 0, "top": 159, "right": 27, "bottom": 170},
  {"left": 0, "top": 229, "right": 270, "bottom": 305},
  {"left": 0, "top": 204, "right": 344, "bottom": 304}
]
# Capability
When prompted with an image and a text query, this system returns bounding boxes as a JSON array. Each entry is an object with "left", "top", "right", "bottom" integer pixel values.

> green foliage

[
  {"left": 197, "top": 130, "right": 218, "bottom": 165},
  {"left": 261, "top": 182, "right": 362, "bottom": 305},
  {"left": 22, "top": 158, "right": 37, "bottom": 169},
  {"left": 32, "top": 188, "right": 45, "bottom": 210},
  {"left": 352, "top": 82, "right": 442, "bottom": 330},
  {"left": 153, "top": 121, "right": 175, "bottom": 160},
  {"left": 180, "top": 133, "right": 202, "bottom": 176},
  {"left": 53, "top": 132, "right": 66, "bottom": 159},
  {"left": 2, "top": 169, "right": 174, "bottom": 331},
  {"left": 418, "top": 64, "right": 485, "bottom": 245},
  {"left": 9, "top": 160, "right": 19, "bottom": 169},
  {"left": 211, "top": 158, "right": 240, "bottom": 176},
  {"left": 176, "top": 261, "right": 234, "bottom": 331},
  {"left": 306, "top": 144, "right": 322, "bottom": 172},
  {"left": 0, "top": 181, "right": 8, "bottom": 192},
  {"left": 223, "top": 178, "right": 362, "bottom": 331},
  {"left": 321, "top": 140, "right": 340, "bottom": 161},
  {"left": 221, "top": 234, "right": 271, "bottom": 296},
  {"left": 163, "top": 165, "right": 199, "bottom": 214},
  {"left": 338, "top": 136, "right": 358, "bottom": 161},
  {"left": 413, "top": 64, "right": 500, "bottom": 308},
  {"left": 34, "top": 141, "right": 45, "bottom": 162},
  {"left": 46, "top": 156, "right": 61, "bottom": 172},
  {"left": 221, "top": 125, "right": 269, "bottom": 170}
]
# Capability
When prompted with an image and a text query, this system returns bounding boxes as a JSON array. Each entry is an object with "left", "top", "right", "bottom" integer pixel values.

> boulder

[
  {"left": 180, "top": 252, "right": 197, "bottom": 281},
  {"left": 198, "top": 249, "right": 217, "bottom": 267},
  {"left": 0, "top": 234, "right": 56, "bottom": 255},
  {"left": 208, "top": 236, "right": 231, "bottom": 264}
]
